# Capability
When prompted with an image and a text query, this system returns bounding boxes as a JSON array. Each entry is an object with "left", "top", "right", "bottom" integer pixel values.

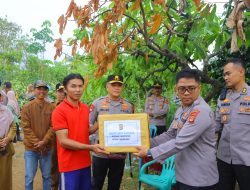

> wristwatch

[{"left": 147, "top": 149, "right": 152, "bottom": 157}]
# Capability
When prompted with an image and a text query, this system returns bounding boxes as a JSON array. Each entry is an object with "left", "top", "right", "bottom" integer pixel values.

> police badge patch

[{"left": 188, "top": 110, "right": 200, "bottom": 124}]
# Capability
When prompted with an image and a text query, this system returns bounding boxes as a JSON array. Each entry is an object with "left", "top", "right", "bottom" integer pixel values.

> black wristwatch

[{"left": 147, "top": 149, "right": 152, "bottom": 157}]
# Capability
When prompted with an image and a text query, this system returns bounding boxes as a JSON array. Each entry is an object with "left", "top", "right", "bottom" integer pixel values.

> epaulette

[
  {"left": 95, "top": 96, "right": 106, "bottom": 102},
  {"left": 97, "top": 96, "right": 106, "bottom": 100},
  {"left": 122, "top": 98, "right": 133, "bottom": 106},
  {"left": 219, "top": 88, "right": 228, "bottom": 101}
]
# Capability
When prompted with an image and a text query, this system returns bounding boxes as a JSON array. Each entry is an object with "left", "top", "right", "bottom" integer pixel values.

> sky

[
  {"left": 0, "top": 0, "right": 88, "bottom": 61},
  {"left": 0, "top": 0, "right": 228, "bottom": 61}
]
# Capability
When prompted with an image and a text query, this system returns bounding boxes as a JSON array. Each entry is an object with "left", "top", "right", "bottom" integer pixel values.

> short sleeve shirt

[{"left": 52, "top": 99, "right": 91, "bottom": 172}]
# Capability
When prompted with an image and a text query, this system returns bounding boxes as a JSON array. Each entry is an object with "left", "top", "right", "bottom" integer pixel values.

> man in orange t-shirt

[{"left": 52, "top": 73, "right": 108, "bottom": 190}]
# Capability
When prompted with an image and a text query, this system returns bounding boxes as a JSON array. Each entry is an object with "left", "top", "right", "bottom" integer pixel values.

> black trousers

[
  {"left": 217, "top": 159, "right": 250, "bottom": 190},
  {"left": 92, "top": 156, "right": 125, "bottom": 190},
  {"left": 156, "top": 125, "right": 166, "bottom": 136},
  {"left": 176, "top": 182, "right": 216, "bottom": 190}
]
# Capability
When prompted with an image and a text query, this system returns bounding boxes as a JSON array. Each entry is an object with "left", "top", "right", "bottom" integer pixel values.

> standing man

[
  {"left": 145, "top": 82, "right": 169, "bottom": 135},
  {"left": 89, "top": 74, "right": 134, "bottom": 190},
  {"left": 52, "top": 73, "right": 108, "bottom": 190},
  {"left": 21, "top": 80, "right": 54, "bottom": 190},
  {"left": 215, "top": 58, "right": 250, "bottom": 190},
  {"left": 136, "top": 69, "right": 218, "bottom": 190},
  {"left": 51, "top": 83, "right": 65, "bottom": 190}
]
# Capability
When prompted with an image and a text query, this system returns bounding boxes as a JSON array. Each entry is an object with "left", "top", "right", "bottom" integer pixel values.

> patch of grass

[{"left": 103, "top": 158, "right": 157, "bottom": 190}]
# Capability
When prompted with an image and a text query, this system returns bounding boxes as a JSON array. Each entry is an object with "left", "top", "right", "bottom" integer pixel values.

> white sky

[
  {"left": 0, "top": 0, "right": 227, "bottom": 61},
  {"left": 0, "top": 0, "right": 88, "bottom": 61}
]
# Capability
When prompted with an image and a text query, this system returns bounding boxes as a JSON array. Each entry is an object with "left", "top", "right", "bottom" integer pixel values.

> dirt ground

[{"left": 12, "top": 139, "right": 239, "bottom": 190}]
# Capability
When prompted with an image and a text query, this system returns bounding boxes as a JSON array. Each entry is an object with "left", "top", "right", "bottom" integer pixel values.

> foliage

[
  {"left": 27, "top": 20, "right": 54, "bottom": 56},
  {"left": 0, "top": 17, "right": 23, "bottom": 52},
  {"left": 56, "top": 0, "right": 250, "bottom": 102}
]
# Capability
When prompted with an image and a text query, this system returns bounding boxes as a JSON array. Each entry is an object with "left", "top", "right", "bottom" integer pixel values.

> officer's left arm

[
  {"left": 150, "top": 108, "right": 213, "bottom": 162},
  {"left": 153, "top": 98, "right": 169, "bottom": 118},
  {"left": 150, "top": 120, "right": 176, "bottom": 147},
  {"left": 89, "top": 101, "right": 99, "bottom": 134},
  {"left": 214, "top": 99, "right": 222, "bottom": 133}
]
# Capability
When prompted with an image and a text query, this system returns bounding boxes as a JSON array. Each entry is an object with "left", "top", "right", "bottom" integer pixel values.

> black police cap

[
  {"left": 152, "top": 82, "right": 162, "bottom": 88},
  {"left": 56, "top": 83, "right": 64, "bottom": 91},
  {"left": 107, "top": 75, "right": 123, "bottom": 84}
]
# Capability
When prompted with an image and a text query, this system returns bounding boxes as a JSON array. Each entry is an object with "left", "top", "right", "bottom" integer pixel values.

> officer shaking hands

[
  {"left": 145, "top": 82, "right": 169, "bottom": 135},
  {"left": 215, "top": 58, "right": 250, "bottom": 190},
  {"left": 89, "top": 75, "right": 134, "bottom": 190},
  {"left": 136, "top": 69, "right": 218, "bottom": 190}
]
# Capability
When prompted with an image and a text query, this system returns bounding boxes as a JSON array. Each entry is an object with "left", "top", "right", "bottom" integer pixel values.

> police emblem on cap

[{"left": 115, "top": 75, "right": 119, "bottom": 81}]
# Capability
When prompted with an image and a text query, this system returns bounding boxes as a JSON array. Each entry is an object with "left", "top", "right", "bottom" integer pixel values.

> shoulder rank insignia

[
  {"left": 101, "top": 101, "right": 109, "bottom": 109},
  {"left": 242, "top": 87, "right": 247, "bottom": 94},
  {"left": 223, "top": 98, "right": 230, "bottom": 103},
  {"left": 220, "top": 108, "right": 230, "bottom": 113},
  {"left": 243, "top": 96, "right": 250, "bottom": 101},
  {"left": 121, "top": 103, "right": 128, "bottom": 110},
  {"left": 188, "top": 110, "right": 200, "bottom": 124},
  {"left": 222, "top": 115, "right": 228, "bottom": 122}
]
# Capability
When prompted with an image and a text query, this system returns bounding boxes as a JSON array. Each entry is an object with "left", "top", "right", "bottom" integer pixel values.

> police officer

[
  {"left": 145, "top": 82, "right": 169, "bottom": 135},
  {"left": 51, "top": 83, "right": 65, "bottom": 190},
  {"left": 136, "top": 69, "right": 218, "bottom": 190},
  {"left": 89, "top": 74, "right": 134, "bottom": 190},
  {"left": 215, "top": 58, "right": 250, "bottom": 190}
]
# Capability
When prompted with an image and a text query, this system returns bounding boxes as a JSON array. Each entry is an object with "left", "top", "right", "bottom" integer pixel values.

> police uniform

[
  {"left": 215, "top": 84, "right": 250, "bottom": 190},
  {"left": 149, "top": 96, "right": 218, "bottom": 188},
  {"left": 145, "top": 94, "right": 169, "bottom": 135},
  {"left": 89, "top": 75, "right": 134, "bottom": 190}
]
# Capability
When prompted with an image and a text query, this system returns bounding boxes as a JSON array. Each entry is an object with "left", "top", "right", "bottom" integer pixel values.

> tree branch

[
  {"left": 123, "top": 13, "right": 144, "bottom": 34},
  {"left": 139, "top": 0, "right": 149, "bottom": 43},
  {"left": 128, "top": 50, "right": 157, "bottom": 58}
]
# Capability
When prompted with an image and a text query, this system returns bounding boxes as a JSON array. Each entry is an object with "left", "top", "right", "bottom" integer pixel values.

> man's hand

[
  {"left": 91, "top": 144, "right": 109, "bottom": 155},
  {"left": 149, "top": 112, "right": 154, "bottom": 117},
  {"left": 0, "top": 137, "right": 10, "bottom": 148},
  {"left": 155, "top": 115, "right": 165, "bottom": 119},
  {"left": 134, "top": 146, "right": 149, "bottom": 158},
  {"left": 34, "top": 140, "right": 46, "bottom": 150}
]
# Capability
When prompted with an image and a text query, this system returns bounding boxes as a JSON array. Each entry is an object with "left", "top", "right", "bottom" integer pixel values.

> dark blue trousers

[{"left": 60, "top": 167, "right": 91, "bottom": 190}]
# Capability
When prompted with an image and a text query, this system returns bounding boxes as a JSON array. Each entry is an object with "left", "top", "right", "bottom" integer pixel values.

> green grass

[{"left": 103, "top": 158, "right": 157, "bottom": 190}]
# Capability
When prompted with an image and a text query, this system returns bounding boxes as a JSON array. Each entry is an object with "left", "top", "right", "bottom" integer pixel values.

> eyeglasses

[{"left": 177, "top": 86, "right": 199, "bottom": 94}]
